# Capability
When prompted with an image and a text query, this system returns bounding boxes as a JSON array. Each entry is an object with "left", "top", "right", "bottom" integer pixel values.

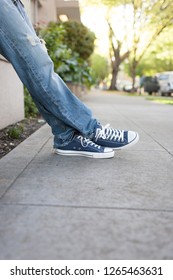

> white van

[{"left": 157, "top": 71, "right": 173, "bottom": 96}]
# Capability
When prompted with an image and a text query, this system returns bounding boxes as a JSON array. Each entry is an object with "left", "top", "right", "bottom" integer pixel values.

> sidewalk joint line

[{"left": 1, "top": 202, "right": 173, "bottom": 213}]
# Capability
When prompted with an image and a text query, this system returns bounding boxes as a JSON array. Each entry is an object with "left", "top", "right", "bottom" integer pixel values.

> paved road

[{"left": 0, "top": 90, "right": 173, "bottom": 259}]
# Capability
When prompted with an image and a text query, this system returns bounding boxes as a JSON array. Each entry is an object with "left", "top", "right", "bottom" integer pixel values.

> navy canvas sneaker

[
  {"left": 54, "top": 135, "right": 114, "bottom": 159},
  {"left": 93, "top": 124, "right": 139, "bottom": 150}
]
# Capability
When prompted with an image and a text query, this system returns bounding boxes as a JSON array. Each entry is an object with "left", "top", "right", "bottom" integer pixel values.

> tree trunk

[
  {"left": 132, "top": 70, "right": 136, "bottom": 92},
  {"left": 109, "top": 67, "right": 119, "bottom": 90},
  {"left": 131, "top": 59, "right": 138, "bottom": 92}
]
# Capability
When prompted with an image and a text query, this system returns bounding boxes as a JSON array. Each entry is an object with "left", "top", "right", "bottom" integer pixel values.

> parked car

[
  {"left": 122, "top": 81, "right": 138, "bottom": 93},
  {"left": 140, "top": 76, "right": 160, "bottom": 95},
  {"left": 156, "top": 72, "right": 173, "bottom": 96}
]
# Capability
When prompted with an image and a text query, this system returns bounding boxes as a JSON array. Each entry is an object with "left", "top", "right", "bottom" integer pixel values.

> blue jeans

[{"left": 0, "top": 0, "right": 97, "bottom": 147}]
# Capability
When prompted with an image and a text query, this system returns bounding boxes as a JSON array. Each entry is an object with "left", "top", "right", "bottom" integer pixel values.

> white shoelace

[
  {"left": 95, "top": 124, "right": 124, "bottom": 142},
  {"left": 77, "top": 136, "right": 101, "bottom": 149}
]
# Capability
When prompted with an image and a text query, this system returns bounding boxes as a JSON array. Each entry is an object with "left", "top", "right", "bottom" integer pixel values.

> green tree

[
  {"left": 61, "top": 21, "right": 96, "bottom": 60},
  {"left": 81, "top": 0, "right": 173, "bottom": 91},
  {"left": 90, "top": 53, "right": 109, "bottom": 85},
  {"left": 108, "top": 21, "right": 130, "bottom": 90},
  {"left": 126, "top": 0, "right": 173, "bottom": 90},
  {"left": 124, "top": 28, "right": 173, "bottom": 77}
]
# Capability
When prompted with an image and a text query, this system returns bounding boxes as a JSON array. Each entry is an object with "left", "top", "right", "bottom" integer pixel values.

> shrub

[
  {"left": 7, "top": 124, "right": 24, "bottom": 139},
  {"left": 39, "top": 22, "right": 95, "bottom": 88},
  {"left": 61, "top": 21, "right": 95, "bottom": 60}
]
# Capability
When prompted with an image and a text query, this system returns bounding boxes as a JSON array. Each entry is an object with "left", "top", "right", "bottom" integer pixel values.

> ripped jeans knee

[{"left": 26, "top": 34, "right": 47, "bottom": 52}]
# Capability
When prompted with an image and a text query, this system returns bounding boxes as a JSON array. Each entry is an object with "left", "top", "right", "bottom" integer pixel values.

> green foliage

[
  {"left": 90, "top": 53, "right": 110, "bottom": 84},
  {"left": 83, "top": 0, "right": 173, "bottom": 87},
  {"left": 7, "top": 124, "right": 24, "bottom": 139},
  {"left": 39, "top": 22, "right": 66, "bottom": 62},
  {"left": 82, "top": 0, "right": 123, "bottom": 6},
  {"left": 39, "top": 22, "right": 95, "bottom": 88},
  {"left": 61, "top": 21, "right": 95, "bottom": 60},
  {"left": 54, "top": 47, "right": 93, "bottom": 86},
  {"left": 124, "top": 57, "right": 153, "bottom": 77},
  {"left": 98, "top": 0, "right": 124, "bottom": 5},
  {"left": 124, "top": 28, "right": 173, "bottom": 77},
  {"left": 24, "top": 87, "right": 39, "bottom": 118}
]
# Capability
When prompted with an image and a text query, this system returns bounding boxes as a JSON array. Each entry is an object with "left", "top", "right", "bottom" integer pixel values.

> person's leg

[
  {"left": 0, "top": 0, "right": 139, "bottom": 156},
  {"left": 0, "top": 0, "right": 98, "bottom": 148}
]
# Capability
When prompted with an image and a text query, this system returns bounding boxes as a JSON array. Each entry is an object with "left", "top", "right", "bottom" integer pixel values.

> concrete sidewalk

[{"left": 0, "top": 90, "right": 173, "bottom": 260}]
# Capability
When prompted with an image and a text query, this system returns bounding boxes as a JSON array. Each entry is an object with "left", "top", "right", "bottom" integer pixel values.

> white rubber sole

[
  {"left": 54, "top": 149, "right": 115, "bottom": 159},
  {"left": 113, "top": 132, "right": 139, "bottom": 150}
]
